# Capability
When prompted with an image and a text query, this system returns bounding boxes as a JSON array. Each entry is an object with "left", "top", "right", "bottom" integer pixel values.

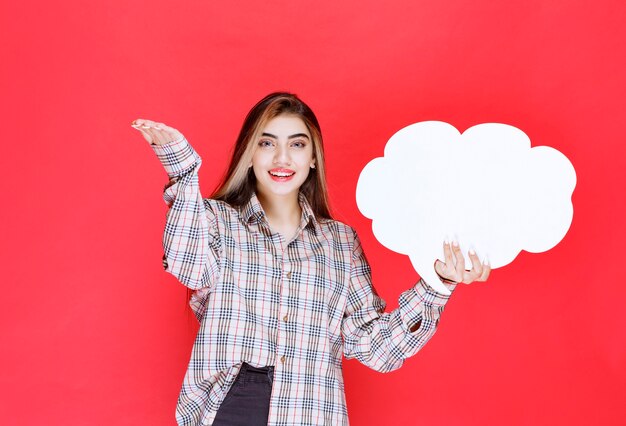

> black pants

[{"left": 213, "top": 363, "right": 275, "bottom": 426}]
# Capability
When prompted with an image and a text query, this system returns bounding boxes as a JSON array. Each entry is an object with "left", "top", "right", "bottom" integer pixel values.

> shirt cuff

[
  {"left": 151, "top": 137, "right": 201, "bottom": 178},
  {"left": 398, "top": 278, "right": 455, "bottom": 332},
  {"left": 415, "top": 277, "right": 456, "bottom": 307}
]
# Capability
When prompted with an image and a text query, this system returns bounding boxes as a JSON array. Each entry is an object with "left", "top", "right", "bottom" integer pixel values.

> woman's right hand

[{"left": 131, "top": 119, "right": 185, "bottom": 146}]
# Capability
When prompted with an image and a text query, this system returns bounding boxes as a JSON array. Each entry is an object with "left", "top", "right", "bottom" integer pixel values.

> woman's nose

[{"left": 273, "top": 144, "right": 291, "bottom": 165}]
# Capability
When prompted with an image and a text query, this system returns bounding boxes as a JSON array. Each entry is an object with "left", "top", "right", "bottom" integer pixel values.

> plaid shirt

[{"left": 151, "top": 137, "right": 456, "bottom": 426}]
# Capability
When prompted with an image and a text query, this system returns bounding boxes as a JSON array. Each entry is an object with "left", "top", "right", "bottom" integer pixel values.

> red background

[{"left": 1, "top": 0, "right": 625, "bottom": 425}]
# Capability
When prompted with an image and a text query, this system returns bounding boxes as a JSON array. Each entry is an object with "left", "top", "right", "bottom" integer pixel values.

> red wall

[{"left": 1, "top": 1, "right": 625, "bottom": 424}]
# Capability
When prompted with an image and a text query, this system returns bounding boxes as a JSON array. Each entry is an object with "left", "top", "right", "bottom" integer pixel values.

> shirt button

[
  {"left": 280, "top": 355, "right": 286, "bottom": 364},
  {"left": 283, "top": 315, "right": 288, "bottom": 322},
  {"left": 286, "top": 271, "right": 292, "bottom": 279}
]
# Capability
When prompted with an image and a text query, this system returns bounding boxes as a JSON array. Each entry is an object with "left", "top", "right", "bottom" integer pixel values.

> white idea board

[{"left": 356, "top": 121, "right": 577, "bottom": 295}]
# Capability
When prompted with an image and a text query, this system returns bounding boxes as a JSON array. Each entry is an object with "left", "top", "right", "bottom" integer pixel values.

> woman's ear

[{"left": 310, "top": 159, "right": 316, "bottom": 169}]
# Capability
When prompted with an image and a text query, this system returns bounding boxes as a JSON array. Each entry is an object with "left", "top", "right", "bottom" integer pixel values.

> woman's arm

[
  {"left": 132, "top": 119, "right": 222, "bottom": 290},
  {"left": 341, "top": 229, "right": 456, "bottom": 373}
]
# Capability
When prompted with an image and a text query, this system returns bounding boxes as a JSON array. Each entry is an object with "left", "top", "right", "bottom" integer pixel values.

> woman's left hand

[{"left": 434, "top": 241, "right": 491, "bottom": 284}]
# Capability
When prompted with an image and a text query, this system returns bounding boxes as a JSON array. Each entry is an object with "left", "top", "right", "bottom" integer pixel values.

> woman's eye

[
  {"left": 259, "top": 140, "right": 274, "bottom": 147},
  {"left": 292, "top": 140, "right": 306, "bottom": 148}
]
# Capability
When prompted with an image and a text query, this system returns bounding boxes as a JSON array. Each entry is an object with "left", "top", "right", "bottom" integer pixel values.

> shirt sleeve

[
  {"left": 341, "top": 229, "right": 456, "bottom": 373},
  {"left": 151, "top": 137, "right": 222, "bottom": 290}
]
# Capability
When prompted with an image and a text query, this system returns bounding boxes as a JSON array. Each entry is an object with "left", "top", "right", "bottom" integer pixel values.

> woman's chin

[{"left": 257, "top": 183, "right": 301, "bottom": 199}]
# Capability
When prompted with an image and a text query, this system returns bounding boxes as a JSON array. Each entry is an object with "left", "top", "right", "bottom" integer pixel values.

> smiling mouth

[
  {"left": 269, "top": 171, "right": 295, "bottom": 177},
  {"left": 268, "top": 169, "right": 295, "bottom": 182}
]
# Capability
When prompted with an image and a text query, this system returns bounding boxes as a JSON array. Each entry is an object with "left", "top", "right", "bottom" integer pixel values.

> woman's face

[{"left": 251, "top": 114, "right": 315, "bottom": 201}]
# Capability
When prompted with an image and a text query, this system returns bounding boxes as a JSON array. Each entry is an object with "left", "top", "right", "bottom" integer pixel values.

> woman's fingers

[
  {"left": 478, "top": 261, "right": 491, "bottom": 281},
  {"left": 436, "top": 241, "right": 491, "bottom": 285},
  {"left": 443, "top": 241, "right": 454, "bottom": 269},
  {"left": 131, "top": 119, "right": 154, "bottom": 143},
  {"left": 451, "top": 241, "right": 465, "bottom": 280},
  {"left": 438, "top": 241, "right": 456, "bottom": 280},
  {"left": 157, "top": 123, "right": 184, "bottom": 142},
  {"left": 434, "top": 259, "right": 447, "bottom": 278},
  {"left": 131, "top": 119, "right": 184, "bottom": 146},
  {"left": 132, "top": 118, "right": 157, "bottom": 129},
  {"left": 139, "top": 121, "right": 168, "bottom": 145},
  {"left": 462, "top": 249, "right": 483, "bottom": 283},
  {"left": 437, "top": 241, "right": 464, "bottom": 283},
  {"left": 150, "top": 125, "right": 170, "bottom": 145},
  {"left": 132, "top": 124, "right": 154, "bottom": 144}
]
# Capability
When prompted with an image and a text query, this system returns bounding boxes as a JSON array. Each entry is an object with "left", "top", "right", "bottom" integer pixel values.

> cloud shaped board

[{"left": 356, "top": 121, "right": 576, "bottom": 295}]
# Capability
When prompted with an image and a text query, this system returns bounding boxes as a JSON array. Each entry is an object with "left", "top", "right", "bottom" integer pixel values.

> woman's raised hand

[
  {"left": 131, "top": 119, "right": 185, "bottom": 146},
  {"left": 434, "top": 241, "right": 491, "bottom": 285}
]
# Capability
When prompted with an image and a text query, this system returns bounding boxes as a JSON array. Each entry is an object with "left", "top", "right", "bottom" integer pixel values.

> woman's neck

[{"left": 256, "top": 191, "right": 302, "bottom": 240}]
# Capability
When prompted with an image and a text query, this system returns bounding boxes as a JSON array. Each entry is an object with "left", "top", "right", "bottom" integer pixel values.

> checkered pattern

[{"left": 151, "top": 137, "right": 456, "bottom": 426}]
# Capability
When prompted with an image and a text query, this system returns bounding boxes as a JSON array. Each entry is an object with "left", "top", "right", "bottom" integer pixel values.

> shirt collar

[
  {"left": 240, "top": 192, "right": 320, "bottom": 234},
  {"left": 298, "top": 191, "right": 320, "bottom": 234},
  {"left": 240, "top": 192, "right": 266, "bottom": 224}
]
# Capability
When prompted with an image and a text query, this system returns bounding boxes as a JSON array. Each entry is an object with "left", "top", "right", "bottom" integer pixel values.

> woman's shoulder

[
  {"left": 202, "top": 197, "right": 233, "bottom": 210},
  {"left": 201, "top": 197, "right": 242, "bottom": 222},
  {"left": 201, "top": 196, "right": 266, "bottom": 226},
  {"left": 316, "top": 217, "right": 358, "bottom": 243}
]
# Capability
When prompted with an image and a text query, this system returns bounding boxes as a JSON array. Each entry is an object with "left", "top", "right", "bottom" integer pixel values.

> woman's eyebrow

[{"left": 261, "top": 132, "right": 310, "bottom": 140}]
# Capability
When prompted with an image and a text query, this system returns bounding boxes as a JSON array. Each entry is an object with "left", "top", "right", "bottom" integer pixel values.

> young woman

[{"left": 132, "top": 92, "right": 490, "bottom": 426}]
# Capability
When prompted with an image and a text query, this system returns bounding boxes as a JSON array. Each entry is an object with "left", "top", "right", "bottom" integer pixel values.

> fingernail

[
  {"left": 469, "top": 249, "right": 475, "bottom": 255},
  {"left": 483, "top": 259, "right": 490, "bottom": 266},
  {"left": 453, "top": 241, "right": 459, "bottom": 247}
]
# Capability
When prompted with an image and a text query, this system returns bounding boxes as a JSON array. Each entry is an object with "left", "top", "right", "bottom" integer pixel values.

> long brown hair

[{"left": 211, "top": 92, "right": 333, "bottom": 219}]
